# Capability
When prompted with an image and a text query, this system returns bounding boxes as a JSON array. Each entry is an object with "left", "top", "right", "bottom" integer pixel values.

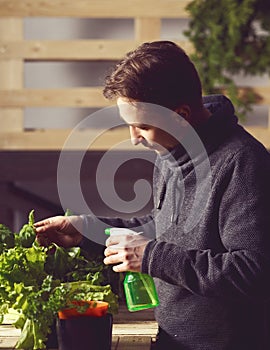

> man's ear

[{"left": 174, "top": 105, "right": 192, "bottom": 122}]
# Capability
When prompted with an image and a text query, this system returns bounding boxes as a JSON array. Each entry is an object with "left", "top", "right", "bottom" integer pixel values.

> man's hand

[
  {"left": 34, "top": 215, "right": 83, "bottom": 248},
  {"left": 103, "top": 234, "right": 150, "bottom": 272}
]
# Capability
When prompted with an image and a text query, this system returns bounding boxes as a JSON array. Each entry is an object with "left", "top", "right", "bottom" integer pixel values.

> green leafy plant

[
  {"left": 0, "top": 211, "right": 118, "bottom": 350},
  {"left": 185, "top": 0, "right": 270, "bottom": 119}
]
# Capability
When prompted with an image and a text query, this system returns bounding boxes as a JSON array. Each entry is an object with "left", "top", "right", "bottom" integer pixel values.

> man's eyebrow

[{"left": 128, "top": 123, "right": 150, "bottom": 128}]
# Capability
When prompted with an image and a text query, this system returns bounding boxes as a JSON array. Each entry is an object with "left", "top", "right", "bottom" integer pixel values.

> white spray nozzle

[{"left": 105, "top": 228, "right": 142, "bottom": 236}]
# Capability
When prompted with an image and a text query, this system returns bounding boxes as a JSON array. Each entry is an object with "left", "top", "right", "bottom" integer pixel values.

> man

[{"left": 35, "top": 41, "right": 270, "bottom": 349}]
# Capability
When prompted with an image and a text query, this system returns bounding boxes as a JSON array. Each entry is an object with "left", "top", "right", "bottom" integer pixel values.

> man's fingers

[
  {"left": 104, "top": 248, "right": 137, "bottom": 270},
  {"left": 103, "top": 255, "right": 119, "bottom": 265},
  {"left": 113, "top": 263, "right": 128, "bottom": 273},
  {"left": 35, "top": 226, "right": 46, "bottom": 233},
  {"left": 104, "top": 246, "right": 125, "bottom": 257},
  {"left": 34, "top": 218, "right": 61, "bottom": 234},
  {"left": 103, "top": 256, "right": 130, "bottom": 272},
  {"left": 103, "top": 248, "right": 130, "bottom": 264},
  {"left": 105, "top": 235, "right": 137, "bottom": 248},
  {"left": 105, "top": 236, "right": 122, "bottom": 247},
  {"left": 34, "top": 219, "right": 52, "bottom": 233},
  {"left": 34, "top": 221, "right": 44, "bottom": 227},
  {"left": 111, "top": 260, "right": 140, "bottom": 273},
  {"left": 34, "top": 218, "right": 52, "bottom": 227},
  {"left": 35, "top": 223, "right": 54, "bottom": 234}
]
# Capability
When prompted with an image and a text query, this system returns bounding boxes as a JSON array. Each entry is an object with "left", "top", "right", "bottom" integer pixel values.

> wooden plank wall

[{"left": 0, "top": 0, "right": 269, "bottom": 150}]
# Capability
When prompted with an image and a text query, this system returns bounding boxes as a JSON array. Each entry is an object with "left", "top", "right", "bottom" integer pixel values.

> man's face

[{"left": 117, "top": 97, "right": 180, "bottom": 155}]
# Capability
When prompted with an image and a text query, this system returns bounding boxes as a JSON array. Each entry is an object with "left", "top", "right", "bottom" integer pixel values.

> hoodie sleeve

[{"left": 142, "top": 143, "right": 270, "bottom": 301}]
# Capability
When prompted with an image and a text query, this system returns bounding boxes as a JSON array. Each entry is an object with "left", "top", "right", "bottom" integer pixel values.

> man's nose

[{"left": 129, "top": 126, "right": 141, "bottom": 145}]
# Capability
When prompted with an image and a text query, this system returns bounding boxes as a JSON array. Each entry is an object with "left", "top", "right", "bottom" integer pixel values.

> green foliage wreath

[{"left": 185, "top": 0, "right": 270, "bottom": 119}]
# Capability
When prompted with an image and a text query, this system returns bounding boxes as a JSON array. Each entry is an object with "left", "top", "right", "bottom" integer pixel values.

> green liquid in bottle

[{"left": 124, "top": 272, "right": 159, "bottom": 312}]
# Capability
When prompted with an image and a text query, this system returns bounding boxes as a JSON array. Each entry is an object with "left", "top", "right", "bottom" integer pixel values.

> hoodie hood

[
  {"left": 202, "top": 94, "right": 235, "bottom": 117},
  {"left": 199, "top": 94, "right": 237, "bottom": 137},
  {"left": 159, "top": 94, "right": 238, "bottom": 167}
]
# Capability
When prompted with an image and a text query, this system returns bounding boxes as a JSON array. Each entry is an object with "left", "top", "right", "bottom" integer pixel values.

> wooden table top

[{"left": 0, "top": 305, "right": 158, "bottom": 350}]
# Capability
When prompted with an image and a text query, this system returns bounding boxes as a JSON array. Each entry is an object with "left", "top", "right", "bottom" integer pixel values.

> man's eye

[{"left": 139, "top": 126, "right": 150, "bottom": 131}]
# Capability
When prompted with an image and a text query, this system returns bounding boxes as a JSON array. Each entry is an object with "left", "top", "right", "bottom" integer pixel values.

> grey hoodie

[{"left": 82, "top": 95, "right": 270, "bottom": 349}]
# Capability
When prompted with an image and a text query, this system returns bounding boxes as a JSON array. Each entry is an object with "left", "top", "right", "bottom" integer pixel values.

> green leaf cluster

[
  {"left": 16, "top": 210, "right": 36, "bottom": 248},
  {"left": 0, "top": 211, "right": 118, "bottom": 349},
  {"left": 185, "top": 0, "right": 270, "bottom": 119}
]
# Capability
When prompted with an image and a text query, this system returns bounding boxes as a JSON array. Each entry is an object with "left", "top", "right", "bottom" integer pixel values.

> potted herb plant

[{"left": 0, "top": 211, "right": 118, "bottom": 350}]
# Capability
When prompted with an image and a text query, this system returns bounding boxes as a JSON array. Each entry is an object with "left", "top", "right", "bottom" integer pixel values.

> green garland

[{"left": 185, "top": 0, "right": 270, "bottom": 119}]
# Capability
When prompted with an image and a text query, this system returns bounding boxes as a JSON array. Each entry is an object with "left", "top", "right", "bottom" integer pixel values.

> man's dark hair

[{"left": 103, "top": 41, "right": 202, "bottom": 110}]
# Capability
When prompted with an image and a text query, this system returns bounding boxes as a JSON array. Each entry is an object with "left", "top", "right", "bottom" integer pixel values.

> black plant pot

[
  {"left": 56, "top": 313, "right": 113, "bottom": 350},
  {"left": 46, "top": 320, "right": 58, "bottom": 349}
]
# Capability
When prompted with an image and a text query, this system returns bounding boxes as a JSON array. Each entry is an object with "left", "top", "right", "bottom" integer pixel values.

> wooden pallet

[{"left": 0, "top": 0, "right": 269, "bottom": 149}]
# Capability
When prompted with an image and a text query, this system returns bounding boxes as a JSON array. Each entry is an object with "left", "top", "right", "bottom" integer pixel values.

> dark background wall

[{"left": 0, "top": 150, "right": 155, "bottom": 231}]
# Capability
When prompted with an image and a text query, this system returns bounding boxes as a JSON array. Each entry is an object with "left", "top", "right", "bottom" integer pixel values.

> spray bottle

[{"left": 105, "top": 227, "right": 159, "bottom": 312}]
